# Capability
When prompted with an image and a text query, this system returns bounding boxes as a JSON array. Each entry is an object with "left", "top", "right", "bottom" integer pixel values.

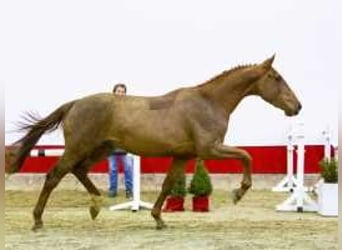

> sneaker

[
  {"left": 126, "top": 190, "right": 133, "bottom": 199},
  {"left": 108, "top": 191, "right": 117, "bottom": 198}
]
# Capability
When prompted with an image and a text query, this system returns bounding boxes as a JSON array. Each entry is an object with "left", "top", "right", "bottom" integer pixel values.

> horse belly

[{"left": 122, "top": 130, "right": 195, "bottom": 157}]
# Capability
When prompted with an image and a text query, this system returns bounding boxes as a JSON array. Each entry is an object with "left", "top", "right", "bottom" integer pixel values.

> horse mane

[
  {"left": 149, "top": 63, "right": 257, "bottom": 109},
  {"left": 195, "top": 63, "right": 257, "bottom": 89}
]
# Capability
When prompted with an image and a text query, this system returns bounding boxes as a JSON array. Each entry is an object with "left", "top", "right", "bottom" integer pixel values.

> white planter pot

[{"left": 318, "top": 182, "right": 338, "bottom": 216}]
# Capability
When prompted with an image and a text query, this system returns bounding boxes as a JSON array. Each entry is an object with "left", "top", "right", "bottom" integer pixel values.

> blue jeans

[{"left": 108, "top": 154, "right": 133, "bottom": 194}]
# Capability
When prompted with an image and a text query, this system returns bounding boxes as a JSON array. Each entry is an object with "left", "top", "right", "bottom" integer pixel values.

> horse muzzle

[{"left": 285, "top": 103, "right": 302, "bottom": 116}]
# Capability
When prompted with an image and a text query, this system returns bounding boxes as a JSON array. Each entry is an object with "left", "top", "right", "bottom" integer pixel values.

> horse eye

[
  {"left": 275, "top": 75, "right": 282, "bottom": 81},
  {"left": 270, "top": 73, "right": 281, "bottom": 81}
]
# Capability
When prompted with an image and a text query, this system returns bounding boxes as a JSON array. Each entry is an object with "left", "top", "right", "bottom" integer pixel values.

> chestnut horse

[{"left": 8, "top": 55, "right": 301, "bottom": 231}]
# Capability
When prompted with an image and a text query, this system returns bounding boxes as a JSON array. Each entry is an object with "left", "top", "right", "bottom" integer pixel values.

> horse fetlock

[
  {"left": 90, "top": 195, "right": 102, "bottom": 208},
  {"left": 31, "top": 221, "right": 43, "bottom": 232},
  {"left": 241, "top": 181, "right": 252, "bottom": 190},
  {"left": 33, "top": 208, "right": 42, "bottom": 221},
  {"left": 151, "top": 209, "right": 166, "bottom": 229},
  {"left": 232, "top": 188, "right": 242, "bottom": 204},
  {"left": 151, "top": 208, "right": 160, "bottom": 219}
]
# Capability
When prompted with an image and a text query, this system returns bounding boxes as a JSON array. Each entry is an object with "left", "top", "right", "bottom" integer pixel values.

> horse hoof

[
  {"left": 31, "top": 223, "right": 43, "bottom": 232},
  {"left": 232, "top": 189, "right": 241, "bottom": 204},
  {"left": 90, "top": 206, "right": 100, "bottom": 220},
  {"left": 156, "top": 222, "right": 167, "bottom": 230},
  {"left": 156, "top": 225, "right": 166, "bottom": 230}
]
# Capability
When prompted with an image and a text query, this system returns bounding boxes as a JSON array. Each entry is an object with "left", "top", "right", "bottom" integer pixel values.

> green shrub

[
  {"left": 188, "top": 159, "right": 213, "bottom": 196},
  {"left": 169, "top": 171, "right": 187, "bottom": 197},
  {"left": 319, "top": 158, "right": 338, "bottom": 183}
]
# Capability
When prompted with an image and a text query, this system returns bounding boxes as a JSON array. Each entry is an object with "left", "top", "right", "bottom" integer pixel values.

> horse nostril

[{"left": 298, "top": 103, "right": 302, "bottom": 111}]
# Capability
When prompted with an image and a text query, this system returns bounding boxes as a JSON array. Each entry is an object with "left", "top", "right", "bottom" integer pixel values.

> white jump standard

[
  {"left": 275, "top": 122, "right": 318, "bottom": 212},
  {"left": 272, "top": 126, "right": 298, "bottom": 192},
  {"left": 109, "top": 155, "right": 153, "bottom": 211},
  {"left": 310, "top": 126, "right": 336, "bottom": 194}
]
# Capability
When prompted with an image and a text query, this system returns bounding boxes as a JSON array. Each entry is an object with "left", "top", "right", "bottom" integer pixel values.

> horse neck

[{"left": 200, "top": 71, "right": 254, "bottom": 115}]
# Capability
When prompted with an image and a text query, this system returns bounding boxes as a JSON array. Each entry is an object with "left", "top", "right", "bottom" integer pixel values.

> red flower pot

[
  {"left": 192, "top": 196, "right": 209, "bottom": 212},
  {"left": 163, "top": 197, "right": 185, "bottom": 212}
]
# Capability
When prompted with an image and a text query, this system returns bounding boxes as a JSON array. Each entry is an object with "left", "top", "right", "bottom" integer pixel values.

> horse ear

[
  {"left": 261, "top": 54, "right": 275, "bottom": 69},
  {"left": 244, "top": 54, "right": 275, "bottom": 82}
]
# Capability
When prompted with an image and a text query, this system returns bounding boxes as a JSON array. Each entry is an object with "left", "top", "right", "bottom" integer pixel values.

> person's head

[{"left": 112, "top": 83, "right": 127, "bottom": 96}]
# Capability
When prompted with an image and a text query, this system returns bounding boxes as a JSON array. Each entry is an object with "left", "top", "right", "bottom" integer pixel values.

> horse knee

[
  {"left": 45, "top": 169, "right": 67, "bottom": 189},
  {"left": 241, "top": 153, "right": 252, "bottom": 166}
]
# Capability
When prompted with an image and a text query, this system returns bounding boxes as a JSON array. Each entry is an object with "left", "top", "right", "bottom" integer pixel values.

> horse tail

[{"left": 7, "top": 100, "right": 77, "bottom": 174}]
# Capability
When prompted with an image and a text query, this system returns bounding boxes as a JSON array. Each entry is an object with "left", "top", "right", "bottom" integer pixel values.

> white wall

[{"left": 3, "top": 0, "right": 340, "bottom": 146}]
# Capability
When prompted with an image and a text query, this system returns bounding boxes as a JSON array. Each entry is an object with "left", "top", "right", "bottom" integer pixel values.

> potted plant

[
  {"left": 163, "top": 171, "right": 186, "bottom": 212},
  {"left": 188, "top": 159, "right": 213, "bottom": 212},
  {"left": 317, "top": 157, "right": 338, "bottom": 216}
]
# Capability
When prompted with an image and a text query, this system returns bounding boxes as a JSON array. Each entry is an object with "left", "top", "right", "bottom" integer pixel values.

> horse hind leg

[
  {"left": 151, "top": 157, "right": 187, "bottom": 229},
  {"left": 31, "top": 157, "right": 74, "bottom": 231}
]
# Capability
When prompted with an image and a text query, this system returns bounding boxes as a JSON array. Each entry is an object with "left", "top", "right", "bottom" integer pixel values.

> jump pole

[
  {"left": 30, "top": 149, "right": 153, "bottom": 211},
  {"left": 30, "top": 148, "right": 65, "bottom": 157},
  {"left": 275, "top": 122, "right": 318, "bottom": 212}
]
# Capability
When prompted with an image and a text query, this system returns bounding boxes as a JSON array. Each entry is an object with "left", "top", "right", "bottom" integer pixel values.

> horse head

[{"left": 250, "top": 55, "right": 302, "bottom": 116}]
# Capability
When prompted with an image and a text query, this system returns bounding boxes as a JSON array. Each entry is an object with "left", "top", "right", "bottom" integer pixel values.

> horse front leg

[
  {"left": 151, "top": 157, "right": 187, "bottom": 229},
  {"left": 209, "top": 144, "right": 252, "bottom": 204}
]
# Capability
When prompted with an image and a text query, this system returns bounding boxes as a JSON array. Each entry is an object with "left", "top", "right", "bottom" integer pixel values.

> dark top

[{"left": 111, "top": 148, "right": 127, "bottom": 155}]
